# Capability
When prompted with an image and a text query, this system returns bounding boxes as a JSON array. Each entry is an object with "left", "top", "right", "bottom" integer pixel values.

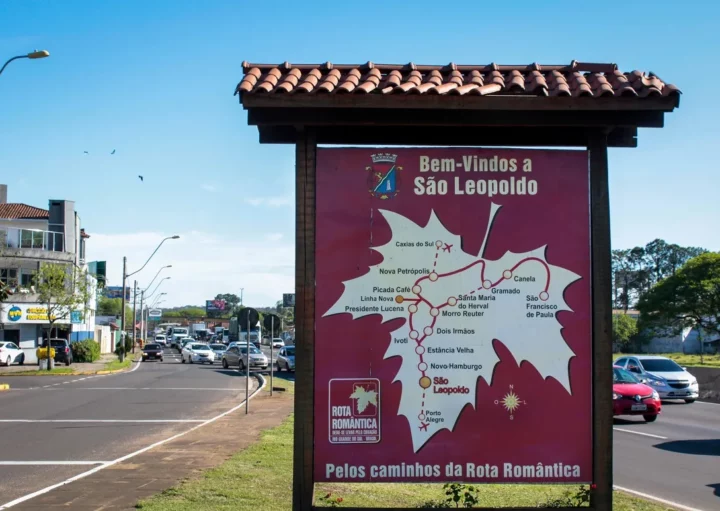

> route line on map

[{"left": 394, "top": 240, "right": 552, "bottom": 430}]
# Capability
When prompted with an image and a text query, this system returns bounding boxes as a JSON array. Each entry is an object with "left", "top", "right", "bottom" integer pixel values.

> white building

[{"left": 0, "top": 184, "right": 96, "bottom": 358}]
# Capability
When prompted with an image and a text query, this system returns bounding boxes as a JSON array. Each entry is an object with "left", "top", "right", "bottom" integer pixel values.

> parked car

[
  {"left": 209, "top": 343, "right": 227, "bottom": 358},
  {"left": 0, "top": 342, "right": 24, "bottom": 366},
  {"left": 47, "top": 339, "right": 73, "bottom": 366},
  {"left": 613, "top": 366, "right": 661, "bottom": 422},
  {"left": 615, "top": 355, "right": 699, "bottom": 403},
  {"left": 154, "top": 335, "right": 167, "bottom": 346},
  {"left": 222, "top": 344, "right": 268, "bottom": 370},
  {"left": 142, "top": 343, "right": 164, "bottom": 362},
  {"left": 271, "top": 338, "right": 285, "bottom": 349},
  {"left": 181, "top": 343, "right": 215, "bottom": 364},
  {"left": 276, "top": 346, "right": 295, "bottom": 372}
]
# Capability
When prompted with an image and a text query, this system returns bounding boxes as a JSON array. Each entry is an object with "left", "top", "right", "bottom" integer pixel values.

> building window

[
  {"left": 0, "top": 269, "right": 18, "bottom": 287},
  {"left": 20, "top": 269, "right": 37, "bottom": 288}
]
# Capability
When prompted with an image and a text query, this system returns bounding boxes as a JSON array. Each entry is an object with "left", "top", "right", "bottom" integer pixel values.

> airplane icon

[
  {"left": 419, "top": 422, "right": 429, "bottom": 431},
  {"left": 442, "top": 243, "right": 453, "bottom": 252}
]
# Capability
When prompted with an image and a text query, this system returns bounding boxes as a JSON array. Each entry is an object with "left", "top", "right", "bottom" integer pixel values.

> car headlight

[
  {"left": 690, "top": 379, "right": 698, "bottom": 386},
  {"left": 651, "top": 390, "right": 660, "bottom": 400},
  {"left": 650, "top": 380, "right": 665, "bottom": 387},
  {"left": 613, "top": 392, "right": 621, "bottom": 400}
]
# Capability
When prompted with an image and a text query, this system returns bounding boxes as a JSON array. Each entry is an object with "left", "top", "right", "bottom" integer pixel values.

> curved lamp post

[
  {"left": 0, "top": 50, "right": 50, "bottom": 76},
  {"left": 119, "top": 236, "right": 179, "bottom": 361}
]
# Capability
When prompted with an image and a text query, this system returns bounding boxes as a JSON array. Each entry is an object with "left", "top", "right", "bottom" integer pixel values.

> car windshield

[
  {"left": 210, "top": 344, "right": 226, "bottom": 350},
  {"left": 285, "top": 347, "right": 295, "bottom": 356},
  {"left": 144, "top": 344, "right": 161, "bottom": 350},
  {"left": 613, "top": 367, "right": 639, "bottom": 384},
  {"left": 240, "top": 346, "right": 262, "bottom": 354},
  {"left": 191, "top": 344, "right": 209, "bottom": 351},
  {"left": 640, "top": 359, "right": 683, "bottom": 372},
  {"left": 50, "top": 340, "right": 65, "bottom": 347},
  {"left": 155, "top": 336, "right": 165, "bottom": 339}
]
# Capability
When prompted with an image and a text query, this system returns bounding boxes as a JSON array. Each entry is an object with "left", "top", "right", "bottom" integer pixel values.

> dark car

[
  {"left": 142, "top": 343, "right": 164, "bottom": 362},
  {"left": 46, "top": 339, "right": 73, "bottom": 366}
]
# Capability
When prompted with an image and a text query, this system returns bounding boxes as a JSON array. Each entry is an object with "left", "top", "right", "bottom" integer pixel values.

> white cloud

[
  {"left": 265, "top": 233, "right": 283, "bottom": 241},
  {"left": 89, "top": 231, "right": 294, "bottom": 308},
  {"left": 244, "top": 196, "right": 292, "bottom": 207},
  {"left": 201, "top": 184, "right": 216, "bottom": 192}
]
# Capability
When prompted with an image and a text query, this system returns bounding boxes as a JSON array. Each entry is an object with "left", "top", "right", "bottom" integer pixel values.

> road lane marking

[
  {"left": 0, "top": 374, "right": 265, "bottom": 510},
  {"left": 0, "top": 461, "right": 109, "bottom": 466},
  {"left": 0, "top": 420, "right": 206, "bottom": 423},
  {"left": 614, "top": 485, "right": 706, "bottom": 511},
  {"left": 613, "top": 427, "right": 668, "bottom": 440}
]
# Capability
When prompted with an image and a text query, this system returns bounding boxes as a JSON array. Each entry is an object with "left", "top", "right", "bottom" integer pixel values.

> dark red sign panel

[{"left": 315, "top": 148, "right": 592, "bottom": 483}]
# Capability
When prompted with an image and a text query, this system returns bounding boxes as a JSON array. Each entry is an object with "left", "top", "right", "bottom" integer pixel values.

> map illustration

[{"left": 323, "top": 203, "right": 581, "bottom": 452}]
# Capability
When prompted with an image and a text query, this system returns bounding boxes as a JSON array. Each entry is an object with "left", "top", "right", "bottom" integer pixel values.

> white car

[
  {"left": 615, "top": 355, "right": 700, "bottom": 403},
  {"left": 271, "top": 338, "right": 285, "bottom": 349},
  {"left": 154, "top": 335, "right": 167, "bottom": 346},
  {"left": 0, "top": 342, "right": 24, "bottom": 366},
  {"left": 181, "top": 343, "right": 216, "bottom": 364}
]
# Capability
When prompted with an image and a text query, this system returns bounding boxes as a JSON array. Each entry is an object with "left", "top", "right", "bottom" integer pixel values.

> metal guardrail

[{"left": 0, "top": 227, "right": 65, "bottom": 252}]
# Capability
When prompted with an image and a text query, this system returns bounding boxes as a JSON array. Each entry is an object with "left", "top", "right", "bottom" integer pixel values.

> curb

[
  {"left": 0, "top": 383, "right": 9, "bottom": 391},
  {"left": 0, "top": 360, "right": 140, "bottom": 377}
]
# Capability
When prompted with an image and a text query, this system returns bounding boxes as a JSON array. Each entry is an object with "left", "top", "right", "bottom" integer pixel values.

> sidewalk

[
  {"left": 13, "top": 389, "right": 294, "bottom": 510},
  {"left": 0, "top": 353, "right": 135, "bottom": 374}
]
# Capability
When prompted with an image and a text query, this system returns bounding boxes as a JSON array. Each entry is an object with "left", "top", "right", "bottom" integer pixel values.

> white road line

[
  {"left": 0, "top": 374, "right": 265, "bottom": 510},
  {"left": 614, "top": 485, "right": 706, "bottom": 511},
  {"left": 0, "top": 461, "right": 108, "bottom": 466},
  {"left": 0, "top": 419, "right": 206, "bottom": 423},
  {"left": 613, "top": 427, "right": 668, "bottom": 440}
]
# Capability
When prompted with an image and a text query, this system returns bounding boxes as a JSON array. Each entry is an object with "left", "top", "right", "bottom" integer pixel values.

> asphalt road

[
  {"left": 0, "top": 348, "right": 253, "bottom": 507},
  {"left": 613, "top": 399, "right": 720, "bottom": 510}
]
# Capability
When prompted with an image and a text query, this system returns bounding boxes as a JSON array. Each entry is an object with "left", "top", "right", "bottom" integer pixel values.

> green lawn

[
  {"left": 136, "top": 413, "right": 673, "bottom": 510},
  {"left": 103, "top": 357, "right": 133, "bottom": 371},
  {"left": 616, "top": 353, "right": 720, "bottom": 368}
]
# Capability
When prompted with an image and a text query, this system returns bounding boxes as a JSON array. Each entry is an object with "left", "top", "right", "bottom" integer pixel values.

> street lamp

[
  {"left": 150, "top": 292, "right": 166, "bottom": 308},
  {"left": 119, "top": 236, "right": 179, "bottom": 361},
  {"left": 143, "top": 292, "right": 167, "bottom": 342},
  {"left": 146, "top": 276, "right": 170, "bottom": 300},
  {"left": 0, "top": 50, "right": 50, "bottom": 76},
  {"left": 144, "top": 265, "right": 171, "bottom": 293}
]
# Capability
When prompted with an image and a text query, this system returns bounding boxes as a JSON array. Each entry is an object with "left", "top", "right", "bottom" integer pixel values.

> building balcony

[{"left": 0, "top": 227, "right": 73, "bottom": 263}]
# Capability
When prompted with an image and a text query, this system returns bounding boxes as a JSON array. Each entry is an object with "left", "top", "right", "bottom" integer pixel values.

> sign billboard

[
  {"left": 148, "top": 309, "right": 162, "bottom": 319},
  {"left": 104, "top": 286, "right": 130, "bottom": 301},
  {"left": 315, "top": 148, "right": 591, "bottom": 484},
  {"left": 3, "top": 303, "right": 71, "bottom": 324},
  {"left": 70, "top": 311, "right": 83, "bottom": 324},
  {"left": 206, "top": 299, "right": 226, "bottom": 314},
  {"left": 283, "top": 293, "right": 295, "bottom": 308}
]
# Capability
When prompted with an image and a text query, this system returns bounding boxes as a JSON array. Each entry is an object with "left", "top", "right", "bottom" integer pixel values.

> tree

[
  {"left": 612, "top": 313, "right": 638, "bottom": 352},
  {"left": 96, "top": 296, "right": 132, "bottom": 327},
  {"left": 34, "top": 263, "right": 93, "bottom": 370},
  {"left": 637, "top": 252, "right": 720, "bottom": 363}
]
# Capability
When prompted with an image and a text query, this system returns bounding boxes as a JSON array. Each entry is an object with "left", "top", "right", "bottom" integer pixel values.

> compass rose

[{"left": 494, "top": 385, "right": 527, "bottom": 420}]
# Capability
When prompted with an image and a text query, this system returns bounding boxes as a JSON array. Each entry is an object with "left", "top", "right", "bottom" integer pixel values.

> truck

[
  {"left": 190, "top": 323, "right": 207, "bottom": 339},
  {"left": 229, "top": 317, "right": 261, "bottom": 344}
]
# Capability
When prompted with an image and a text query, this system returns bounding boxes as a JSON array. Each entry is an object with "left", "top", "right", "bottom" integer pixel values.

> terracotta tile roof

[
  {"left": 236, "top": 61, "right": 680, "bottom": 98},
  {"left": 0, "top": 203, "right": 49, "bottom": 219}
]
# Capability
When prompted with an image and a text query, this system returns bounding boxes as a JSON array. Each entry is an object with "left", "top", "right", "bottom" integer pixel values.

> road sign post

[
  {"left": 246, "top": 313, "right": 250, "bottom": 414},
  {"left": 270, "top": 315, "right": 274, "bottom": 396}
]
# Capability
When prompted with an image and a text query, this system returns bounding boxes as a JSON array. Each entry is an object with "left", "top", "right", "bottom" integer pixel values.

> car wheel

[
  {"left": 239, "top": 360, "right": 245, "bottom": 371},
  {"left": 643, "top": 414, "right": 658, "bottom": 423},
  {"left": 222, "top": 359, "right": 228, "bottom": 369},
  {"left": 684, "top": 399, "right": 696, "bottom": 404},
  {"left": 189, "top": 357, "right": 193, "bottom": 364},
  {"left": 276, "top": 362, "right": 282, "bottom": 372},
  {"left": 65, "top": 359, "right": 71, "bottom": 366},
  {"left": 5, "top": 356, "right": 11, "bottom": 366},
  {"left": 181, "top": 356, "right": 186, "bottom": 364},
  {"left": 18, "top": 354, "right": 24, "bottom": 366}
]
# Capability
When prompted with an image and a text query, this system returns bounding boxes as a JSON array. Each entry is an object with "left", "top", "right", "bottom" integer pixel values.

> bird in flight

[
  {"left": 83, "top": 151, "right": 89, "bottom": 154},
  {"left": 138, "top": 175, "right": 144, "bottom": 182},
  {"left": 110, "top": 149, "right": 116, "bottom": 155}
]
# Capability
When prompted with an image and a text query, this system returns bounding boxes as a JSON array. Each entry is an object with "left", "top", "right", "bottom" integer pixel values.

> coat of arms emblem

[{"left": 367, "top": 153, "right": 401, "bottom": 199}]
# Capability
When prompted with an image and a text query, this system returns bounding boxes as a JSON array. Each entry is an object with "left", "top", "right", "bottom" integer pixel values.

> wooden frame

[{"left": 238, "top": 83, "right": 676, "bottom": 511}]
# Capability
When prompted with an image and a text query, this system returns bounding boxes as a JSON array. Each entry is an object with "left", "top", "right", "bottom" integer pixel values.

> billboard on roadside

[
  {"left": 104, "top": 286, "right": 130, "bottom": 301},
  {"left": 282, "top": 293, "right": 295, "bottom": 308},
  {"left": 314, "top": 148, "right": 592, "bottom": 484},
  {"left": 148, "top": 309, "right": 162, "bottom": 319},
  {"left": 206, "top": 299, "right": 226, "bottom": 314}
]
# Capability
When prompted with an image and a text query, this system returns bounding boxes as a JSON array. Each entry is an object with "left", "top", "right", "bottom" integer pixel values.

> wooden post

[
  {"left": 293, "top": 127, "right": 317, "bottom": 511},
  {"left": 589, "top": 130, "right": 614, "bottom": 511}
]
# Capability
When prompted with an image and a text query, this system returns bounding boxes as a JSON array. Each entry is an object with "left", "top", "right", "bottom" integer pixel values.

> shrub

[
  {"left": 115, "top": 335, "right": 133, "bottom": 357},
  {"left": 71, "top": 339, "right": 100, "bottom": 363}
]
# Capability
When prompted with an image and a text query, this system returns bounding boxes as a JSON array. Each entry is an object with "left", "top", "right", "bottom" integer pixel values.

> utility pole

[
  {"left": 270, "top": 315, "right": 274, "bottom": 396},
  {"left": 136, "top": 290, "right": 144, "bottom": 353},
  {"left": 119, "top": 257, "right": 127, "bottom": 362},
  {"left": 240, "top": 288, "right": 244, "bottom": 307},
  {"left": 245, "top": 312, "right": 250, "bottom": 414},
  {"left": 132, "top": 280, "right": 137, "bottom": 355}
]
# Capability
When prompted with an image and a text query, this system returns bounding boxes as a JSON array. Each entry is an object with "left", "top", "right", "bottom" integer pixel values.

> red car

[{"left": 613, "top": 365, "right": 662, "bottom": 422}]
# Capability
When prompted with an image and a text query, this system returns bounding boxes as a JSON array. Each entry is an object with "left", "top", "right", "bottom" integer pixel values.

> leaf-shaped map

[
  {"left": 350, "top": 386, "right": 379, "bottom": 414},
  {"left": 323, "top": 203, "right": 580, "bottom": 452}
]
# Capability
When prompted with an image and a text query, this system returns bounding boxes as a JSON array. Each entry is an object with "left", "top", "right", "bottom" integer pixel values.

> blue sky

[{"left": 1, "top": 0, "right": 719, "bottom": 307}]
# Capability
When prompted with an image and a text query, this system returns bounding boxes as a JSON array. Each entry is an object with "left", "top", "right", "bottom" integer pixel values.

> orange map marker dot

[
  {"left": 419, "top": 376, "right": 432, "bottom": 389},
  {"left": 395, "top": 295, "right": 404, "bottom": 304}
]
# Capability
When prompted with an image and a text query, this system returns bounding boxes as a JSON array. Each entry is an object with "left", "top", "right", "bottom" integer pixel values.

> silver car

[
  {"left": 209, "top": 343, "right": 227, "bottom": 359},
  {"left": 222, "top": 344, "right": 268, "bottom": 370},
  {"left": 276, "top": 346, "right": 295, "bottom": 372},
  {"left": 615, "top": 355, "right": 699, "bottom": 403}
]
